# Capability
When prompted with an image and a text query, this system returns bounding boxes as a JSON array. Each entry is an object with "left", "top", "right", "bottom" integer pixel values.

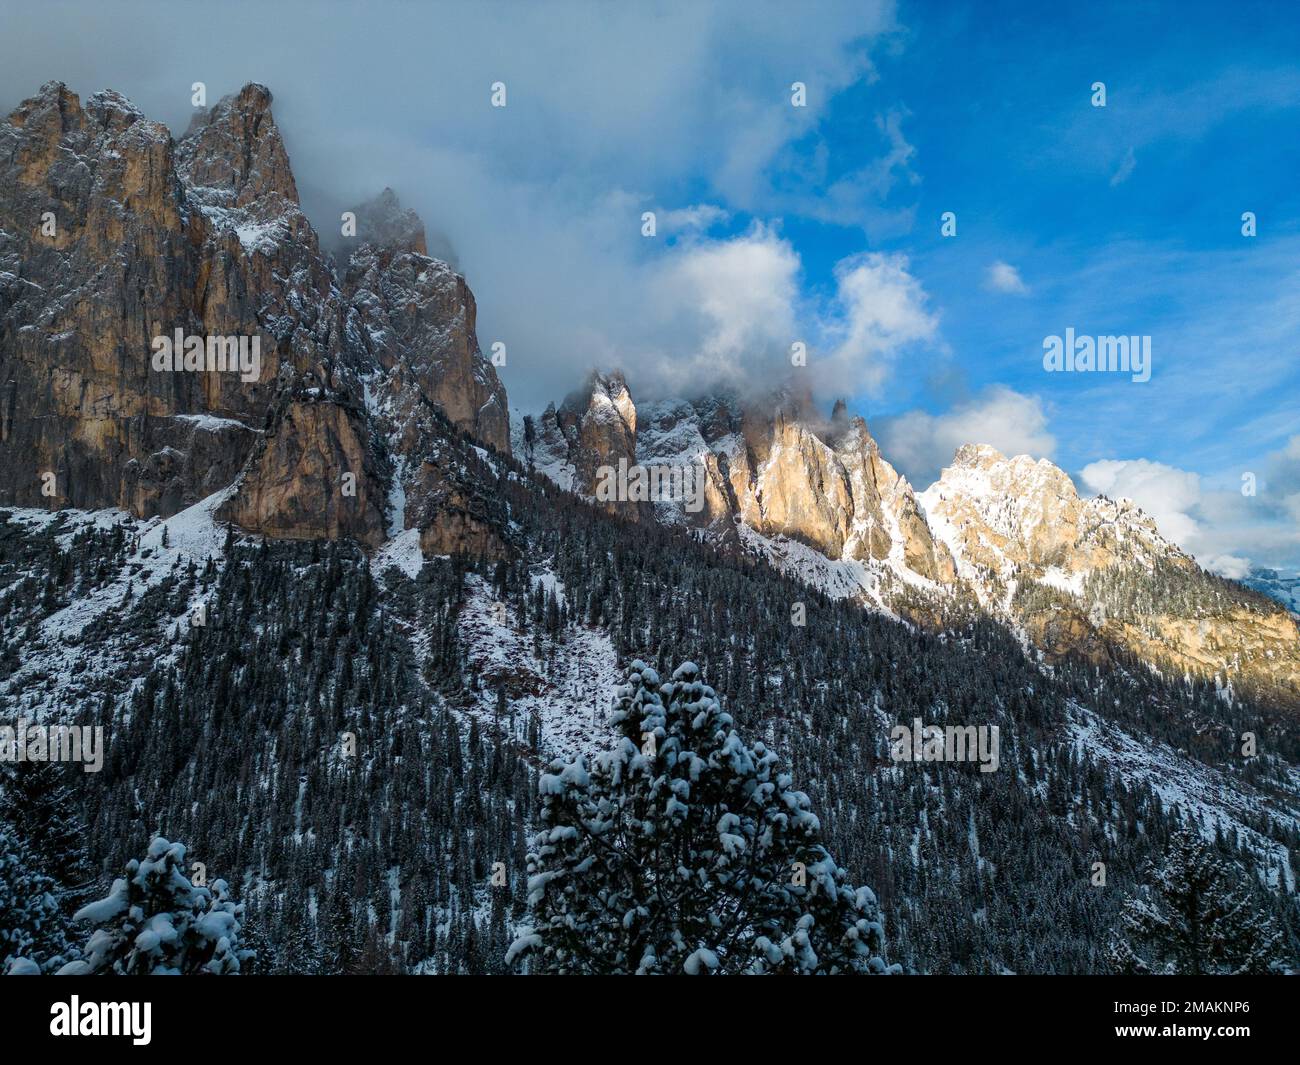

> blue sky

[
  {"left": 2, "top": 0, "right": 1297, "bottom": 571},
  {"left": 668, "top": 0, "right": 1300, "bottom": 573}
]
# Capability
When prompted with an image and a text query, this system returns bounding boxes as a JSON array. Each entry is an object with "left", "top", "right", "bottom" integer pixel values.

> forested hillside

[{"left": 3, "top": 430, "right": 1296, "bottom": 973}]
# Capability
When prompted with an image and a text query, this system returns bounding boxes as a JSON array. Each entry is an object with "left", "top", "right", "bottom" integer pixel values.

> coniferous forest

[{"left": 3, "top": 429, "right": 1296, "bottom": 975}]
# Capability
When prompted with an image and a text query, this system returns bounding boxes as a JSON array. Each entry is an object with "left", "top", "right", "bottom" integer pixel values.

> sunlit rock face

[
  {"left": 2, "top": 82, "right": 511, "bottom": 554},
  {"left": 528, "top": 374, "right": 1300, "bottom": 701}
]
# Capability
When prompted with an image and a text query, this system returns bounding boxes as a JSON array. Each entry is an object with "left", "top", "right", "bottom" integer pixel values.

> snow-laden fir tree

[
  {"left": 1108, "top": 826, "right": 1292, "bottom": 975},
  {"left": 0, "top": 820, "right": 71, "bottom": 973},
  {"left": 56, "top": 837, "right": 251, "bottom": 975},
  {"left": 508, "top": 660, "right": 899, "bottom": 974}
]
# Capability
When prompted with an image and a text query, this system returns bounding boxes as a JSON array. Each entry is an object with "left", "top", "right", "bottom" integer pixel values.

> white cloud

[
  {"left": 0, "top": 0, "right": 903, "bottom": 411},
  {"left": 1080, "top": 458, "right": 1202, "bottom": 545},
  {"left": 816, "top": 252, "right": 938, "bottom": 396},
  {"left": 656, "top": 204, "right": 731, "bottom": 235},
  {"left": 636, "top": 236, "right": 939, "bottom": 402},
  {"left": 1078, "top": 448, "right": 1300, "bottom": 575},
  {"left": 791, "top": 109, "right": 920, "bottom": 233},
  {"left": 647, "top": 223, "right": 801, "bottom": 392},
  {"left": 984, "top": 261, "right": 1028, "bottom": 295},
  {"left": 878, "top": 386, "right": 1056, "bottom": 488},
  {"left": 1200, "top": 553, "right": 1252, "bottom": 580}
]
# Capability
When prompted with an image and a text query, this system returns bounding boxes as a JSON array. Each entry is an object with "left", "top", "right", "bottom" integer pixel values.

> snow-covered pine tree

[
  {"left": 508, "top": 660, "right": 899, "bottom": 975},
  {"left": 0, "top": 820, "right": 71, "bottom": 973},
  {"left": 1108, "top": 827, "right": 1291, "bottom": 975},
  {"left": 57, "top": 836, "right": 252, "bottom": 975}
]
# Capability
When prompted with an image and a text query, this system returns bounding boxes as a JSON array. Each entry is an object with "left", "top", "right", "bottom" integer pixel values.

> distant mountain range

[{"left": 1243, "top": 568, "right": 1300, "bottom": 615}]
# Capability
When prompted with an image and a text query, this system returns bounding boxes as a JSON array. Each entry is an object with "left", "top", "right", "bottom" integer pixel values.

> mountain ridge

[
  {"left": 2, "top": 79, "right": 1298, "bottom": 976},
  {"left": 3, "top": 79, "right": 1297, "bottom": 702},
  {"left": 519, "top": 370, "right": 1300, "bottom": 703}
]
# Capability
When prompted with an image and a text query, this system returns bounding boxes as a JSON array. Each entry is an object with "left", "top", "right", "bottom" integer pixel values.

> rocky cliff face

[
  {"left": 518, "top": 370, "right": 638, "bottom": 513},
  {"left": 523, "top": 373, "right": 953, "bottom": 581},
  {"left": 525, "top": 374, "right": 1300, "bottom": 701},
  {"left": 6, "top": 78, "right": 1295, "bottom": 699},
  {"left": 343, "top": 187, "right": 510, "bottom": 458},
  {"left": 732, "top": 394, "right": 955, "bottom": 583},
  {"left": 1, "top": 81, "right": 510, "bottom": 556},
  {"left": 920, "top": 445, "right": 1300, "bottom": 697},
  {"left": 1, "top": 83, "right": 249, "bottom": 515}
]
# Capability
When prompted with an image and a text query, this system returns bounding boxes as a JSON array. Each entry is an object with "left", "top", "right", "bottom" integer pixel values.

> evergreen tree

[
  {"left": 1108, "top": 827, "right": 1291, "bottom": 975},
  {"left": 509, "top": 660, "right": 898, "bottom": 975},
  {"left": 323, "top": 889, "right": 357, "bottom": 974},
  {"left": 278, "top": 921, "right": 328, "bottom": 975},
  {"left": 58, "top": 837, "right": 251, "bottom": 975},
  {"left": 0, "top": 821, "right": 70, "bottom": 972},
  {"left": 0, "top": 761, "right": 91, "bottom": 902}
]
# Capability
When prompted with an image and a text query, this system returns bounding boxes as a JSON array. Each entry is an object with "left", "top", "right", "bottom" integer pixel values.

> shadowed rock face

[
  {"left": 343, "top": 188, "right": 510, "bottom": 459},
  {"left": 1, "top": 81, "right": 510, "bottom": 552},
  {"left": 1, "top": 83, "right": 225, "bottom": 514},
  {"left": 220, "top": 396, "right": 387, "bottom": 547}
]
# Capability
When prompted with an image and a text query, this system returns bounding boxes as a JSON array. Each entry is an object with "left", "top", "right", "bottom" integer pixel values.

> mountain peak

[
  {"left": 234, "top": 81, "right": 275, "bottom": 112},
  {"left": 952, "top": 442, "right": 1008, "bottom": 469},
  {"left": 349, "top": 187, "right": 428, "bottom": 258},
  {"left": 179, "top": 82, "right": 298, "bottom": 208},
  {"left": 562, "top": 368, "right": 632, "bottom": 417}
]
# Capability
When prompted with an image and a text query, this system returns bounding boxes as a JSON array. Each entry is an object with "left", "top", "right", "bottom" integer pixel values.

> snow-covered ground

[
  {"left": 1069, "top": 705, "right": 1298, "bottom": 892},
  {"left": 455, "top": 572, "right": 618, "bottom": 761},
  {"left": 0, "top": 490, "right": 234, "bottom": 719}
]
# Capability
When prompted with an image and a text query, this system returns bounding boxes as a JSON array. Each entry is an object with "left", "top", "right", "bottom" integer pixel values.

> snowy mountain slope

[
  {"left": 0, "top": 492, "right": 232, "bottom": 720},
  {"left": 1068, "top": 705, "right": 1298, "bottom": 892},
  {"left": 919, "top": 445, "right": 1300, "bottom": 699},
  {"left": 455, "top": 573, "right": 618, "bottom": 761},
  {"left": 4, "top": 75, "right": 1298, "bottom": 978},
  {"left": 3, "top": 442, "right": 1298, "bottom": 974}
]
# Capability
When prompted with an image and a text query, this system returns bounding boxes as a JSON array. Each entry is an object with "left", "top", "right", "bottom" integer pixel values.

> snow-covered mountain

[
  {"left": 3, "top": 79, "right": 1298, "bottom": 978},
  {"left": 1243, "top": 568, "right": 1300, "bottom": 615},
  {"left": 520, "top": 373, "right": 1300, "bottom": 702}
]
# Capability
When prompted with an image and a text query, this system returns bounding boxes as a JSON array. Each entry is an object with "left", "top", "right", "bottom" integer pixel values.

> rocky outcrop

[
  {"left": 921, "top": 445, "right": 1300, "bottom": 697},
  {"left": 528, "top": 373, "right": 953, "bottom": 581},
  {"left": 220, "top": 395, "right": 386, "bottom": 546},
  {"left": 1, "top": 83, "right": 231, "bottom": 514},
  {"left": 1, "top": 81, "right": 513, "bottom": 561},
  {"left": 525, "top": 373, "right": 1300, "bottom": 697},
  {"left": 521, "top": 370, "right": 637, "bottom": 511},
  {"left": 918, "top": 443, "right": 1192, "bottom": 595},
  {"left": 343, "top": 188, "right": 510, "bottom": 456},
  {"left": 735, "top": 396, "right": 955, "bottom": 582}
]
